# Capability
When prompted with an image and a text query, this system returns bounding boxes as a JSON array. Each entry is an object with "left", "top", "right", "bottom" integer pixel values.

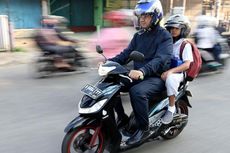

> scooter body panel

[{"left": 64, "top": 116, "right": 97, "bottom": 133}]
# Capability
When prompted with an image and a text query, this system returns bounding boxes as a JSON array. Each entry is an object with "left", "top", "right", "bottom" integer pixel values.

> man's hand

[{"left": 129, "top": 70, "right": 144, "bottom": 80}]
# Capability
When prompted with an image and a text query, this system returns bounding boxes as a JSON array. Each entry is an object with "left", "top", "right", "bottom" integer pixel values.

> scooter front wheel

[{"left": 61, "top": 125, "right": 105, "bottom": 153}]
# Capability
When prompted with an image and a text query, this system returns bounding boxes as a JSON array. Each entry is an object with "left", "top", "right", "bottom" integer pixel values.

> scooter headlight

[{"left": 78, "top": 99, "right": 108, "bottom": 114}]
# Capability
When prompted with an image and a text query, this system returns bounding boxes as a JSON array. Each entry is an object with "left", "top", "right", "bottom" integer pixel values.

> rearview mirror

[{"left": 96, "top": 45, "right": 103, "bottom": 54}]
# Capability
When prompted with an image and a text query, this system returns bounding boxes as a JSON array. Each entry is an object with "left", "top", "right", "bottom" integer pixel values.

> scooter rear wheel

[
  {"left": 161, "top": 99, "right": 188, "bottom": 139},
  {"left": 61, "top": 125, "right": 105, "bottom": 153}
]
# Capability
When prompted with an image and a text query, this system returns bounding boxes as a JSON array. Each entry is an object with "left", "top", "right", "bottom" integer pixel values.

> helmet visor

[
  {"left": 165, "top": 23, "right": 181, "bottom": 28},
  {"left": 134, "top": 0, "right": 155, "bottom": 16},
  {"left": 135, "top": 0, "right": 163, "bottom": 16}
]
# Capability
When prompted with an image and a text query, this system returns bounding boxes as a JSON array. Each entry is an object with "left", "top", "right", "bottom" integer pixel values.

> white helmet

[
  {"left": 133, "top": 0, "right": 163, "bottom": 29},
  {"left": 165, "top": 14, "right": 191, "bottom": 38}
]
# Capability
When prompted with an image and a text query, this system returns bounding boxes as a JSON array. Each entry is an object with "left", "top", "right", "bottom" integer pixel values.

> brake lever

[{"left": 119, "top": 74, "right": 133, "bottom": 83}]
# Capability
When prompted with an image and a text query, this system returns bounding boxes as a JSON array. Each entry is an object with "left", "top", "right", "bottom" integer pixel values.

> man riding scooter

[
  {"left": 102, "top": 0, "right": 173, "bottom": 146},
  {"left": 35, "top": 15, "right": 82, "bottom": 71}
]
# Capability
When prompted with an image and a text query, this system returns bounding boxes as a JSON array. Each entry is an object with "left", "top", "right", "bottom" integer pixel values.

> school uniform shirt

[
  {"left": 173, "top": 38, "right": 193, "bottom": 62},
  {"left": 165, "top": 38, "right": 193, "bottom": 96},
  {"left": 195, "top": 27, "right": 218, "bottom": 49}
]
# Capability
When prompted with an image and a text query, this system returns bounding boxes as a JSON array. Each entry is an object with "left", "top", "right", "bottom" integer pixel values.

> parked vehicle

[{"left": 61, "top": 46, "right": 192, "bottom": 153}]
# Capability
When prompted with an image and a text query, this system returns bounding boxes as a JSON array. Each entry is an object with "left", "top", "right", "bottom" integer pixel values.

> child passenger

[{"left": 161, "top": 14, "right": 193, "bottom": 124}]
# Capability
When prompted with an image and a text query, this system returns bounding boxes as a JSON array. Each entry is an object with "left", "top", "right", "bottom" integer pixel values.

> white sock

[{"left": 168, "top": 106, "right": 176, "bottom": 113}]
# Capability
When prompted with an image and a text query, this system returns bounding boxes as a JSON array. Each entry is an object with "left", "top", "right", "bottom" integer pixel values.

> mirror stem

[{"left": 102, "top": 54, "right": 107, "bottom": 61}]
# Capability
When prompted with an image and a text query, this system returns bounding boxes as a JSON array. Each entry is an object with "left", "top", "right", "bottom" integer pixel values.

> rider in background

[
  {"left": 161, "top": 14, "right": 193, "bottom": 124},
  {"left": 35, "top": 15, "right": 81, "bottom": 70},
  {"left": 106, "top": 0, "right": 173, "bottom": 145},
  {"left": 194, "top": 16, "right": 222, "bottom": 65},
  {"left": 216, "top": 21, "right": 227, "bottom": 35}
]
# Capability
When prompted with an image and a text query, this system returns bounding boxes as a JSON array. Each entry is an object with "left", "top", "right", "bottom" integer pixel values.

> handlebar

[
  {"left": 119, "top": 74, "right": 133, "bottom": 83},
  {"left": 118, "top": 72, "right": 144, "bottom": 83}
]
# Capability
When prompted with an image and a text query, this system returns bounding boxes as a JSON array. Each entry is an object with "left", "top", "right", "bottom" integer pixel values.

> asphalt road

[{"left": 0, "top": 62, "right": 229, "bottom": 153}]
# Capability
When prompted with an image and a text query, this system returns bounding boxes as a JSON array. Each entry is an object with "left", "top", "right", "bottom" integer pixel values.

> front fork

[{"left": 102, "top": 107, "right": 122, "bottom": 153}]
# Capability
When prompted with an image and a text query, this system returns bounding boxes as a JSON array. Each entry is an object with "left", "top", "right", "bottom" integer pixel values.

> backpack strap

[
  {"left": 179, "top": 40, "right": 188, "bottom": 60},
  {"left": 179, "top": 40, "right": 189, "bottom": 86}
]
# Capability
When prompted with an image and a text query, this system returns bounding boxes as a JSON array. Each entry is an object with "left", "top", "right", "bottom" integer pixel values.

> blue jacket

[{"left": 109, "top": 25, "right": 173, "bottom": 77}]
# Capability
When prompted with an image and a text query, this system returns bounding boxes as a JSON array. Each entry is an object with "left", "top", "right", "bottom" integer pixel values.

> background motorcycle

[
  {"left": 61, "top": 46, "right": 192, "bottom": 153},
  {"left": 199, "top": 40, "right": 229, "bottom": 75},
  {"left": 33, "top": 49, "right": 86, "bottom": 78}
]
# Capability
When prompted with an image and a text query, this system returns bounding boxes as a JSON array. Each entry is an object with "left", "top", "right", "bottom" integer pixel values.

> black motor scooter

[{"left": 61, "top": 46, "right": 192, "bottom": 153}]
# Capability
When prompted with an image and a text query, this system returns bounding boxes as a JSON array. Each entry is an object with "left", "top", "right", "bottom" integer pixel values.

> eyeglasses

[{"left": 139, "top": 14, "right": 152, "bottom": 20}]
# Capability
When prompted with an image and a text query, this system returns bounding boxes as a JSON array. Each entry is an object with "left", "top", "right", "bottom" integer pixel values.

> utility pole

[
  {"left": 183, "top": 0, "right": 186, "bottom": 14},
  {"left": 41, "top": 0, "right": 50, "bottom": 16},
  {"left": 170, "top": 0, "right": 173, "bottom": 15},
  {"left": 6, "top": 0, "right": 13, "bottom": 52},
  {"left": 215, "top": 0, "right": 221, "bottom": 20},
  {"left": 169, "top": 0, "right": 186, "bottom": 15}
]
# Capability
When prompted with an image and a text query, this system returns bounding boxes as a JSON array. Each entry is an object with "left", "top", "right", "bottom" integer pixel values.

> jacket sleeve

[
  {"left": 108, "top": 34, "right": 137, "bottom": 65},
  {"left": 140, "top": 31, "right": 173, "bottom": 77}
]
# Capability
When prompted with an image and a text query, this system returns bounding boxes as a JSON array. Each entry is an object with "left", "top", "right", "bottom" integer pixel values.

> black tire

[
  {"left": 74, "top": 52, "right": 87, "bottom": 67},
  {"left": 124, "top": 112, "right": 138, "bottom": 134},
  {"left": 31, "top": 60, "right": 52, "bottom": 78},
  {"left": 161, "top": 99, "right": 188, "bottom": 139},
  {"left": 61, "top": 125, "right": 105, "bottom": 153}
]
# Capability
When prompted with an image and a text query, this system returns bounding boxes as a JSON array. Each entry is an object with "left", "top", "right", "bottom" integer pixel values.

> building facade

[
  {"left": 1, "top": 0, "right": 230, "bottom": 31},
  {"left": 0, "top": 0, "right": 42, "bottom": 29}
]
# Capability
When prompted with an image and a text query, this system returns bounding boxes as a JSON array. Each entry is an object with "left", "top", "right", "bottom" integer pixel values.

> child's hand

[{"left": 161, "top": 70, "right": 173, "bottom": 81}]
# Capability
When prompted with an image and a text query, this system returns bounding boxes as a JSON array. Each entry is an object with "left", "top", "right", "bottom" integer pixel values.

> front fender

[{"left": 64, "top": 116, "right": 97, "bottom": 133}]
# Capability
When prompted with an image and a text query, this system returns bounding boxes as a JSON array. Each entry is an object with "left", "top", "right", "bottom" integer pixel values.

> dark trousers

[
  {"left": 213, "top": 43, "right": 222, "bottom": 62},
  {"left": 115, "top": 76, "right": 165, "bottom": 130},
  {"left": 203, "top": 44, "right": 222, "bottom": 62},
  {"left": 40, "top": 45, "right": 75, "bottom": 56}
]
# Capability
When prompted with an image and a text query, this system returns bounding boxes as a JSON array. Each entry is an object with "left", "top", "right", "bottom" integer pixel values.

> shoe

[
  {"left": 161, "top": 110, "right": 174, "bottom": 125},
  {"left": 120, "top": 127, "right": 133, "bottom": 137},
  {"left": 126, "top": 129, "right": 149, "bottom": 145},
  {"left": 117, "top": 114, "right": 129, "bottom": 128}
]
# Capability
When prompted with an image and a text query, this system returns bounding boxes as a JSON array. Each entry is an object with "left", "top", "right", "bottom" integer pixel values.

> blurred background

[
  {"left": 1, "top": 0, "right": 230, "bottom": 53},
  {"left": 0, "top": 1, "right": 230, "bottom": 153}
]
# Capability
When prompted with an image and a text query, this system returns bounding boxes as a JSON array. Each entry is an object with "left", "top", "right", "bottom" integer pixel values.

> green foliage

[{"left": 12, "top": 47, "right": 25, "bottom": 52}]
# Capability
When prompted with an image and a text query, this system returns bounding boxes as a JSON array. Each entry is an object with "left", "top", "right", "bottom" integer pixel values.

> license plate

[{"left": 81, "top": 84, "right": 103, "bottom": 99}]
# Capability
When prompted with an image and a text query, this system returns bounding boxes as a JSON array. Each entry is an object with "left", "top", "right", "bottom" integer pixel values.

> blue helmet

[{"left": 134, "top": 0, "right": 163, "bottom": 29}]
